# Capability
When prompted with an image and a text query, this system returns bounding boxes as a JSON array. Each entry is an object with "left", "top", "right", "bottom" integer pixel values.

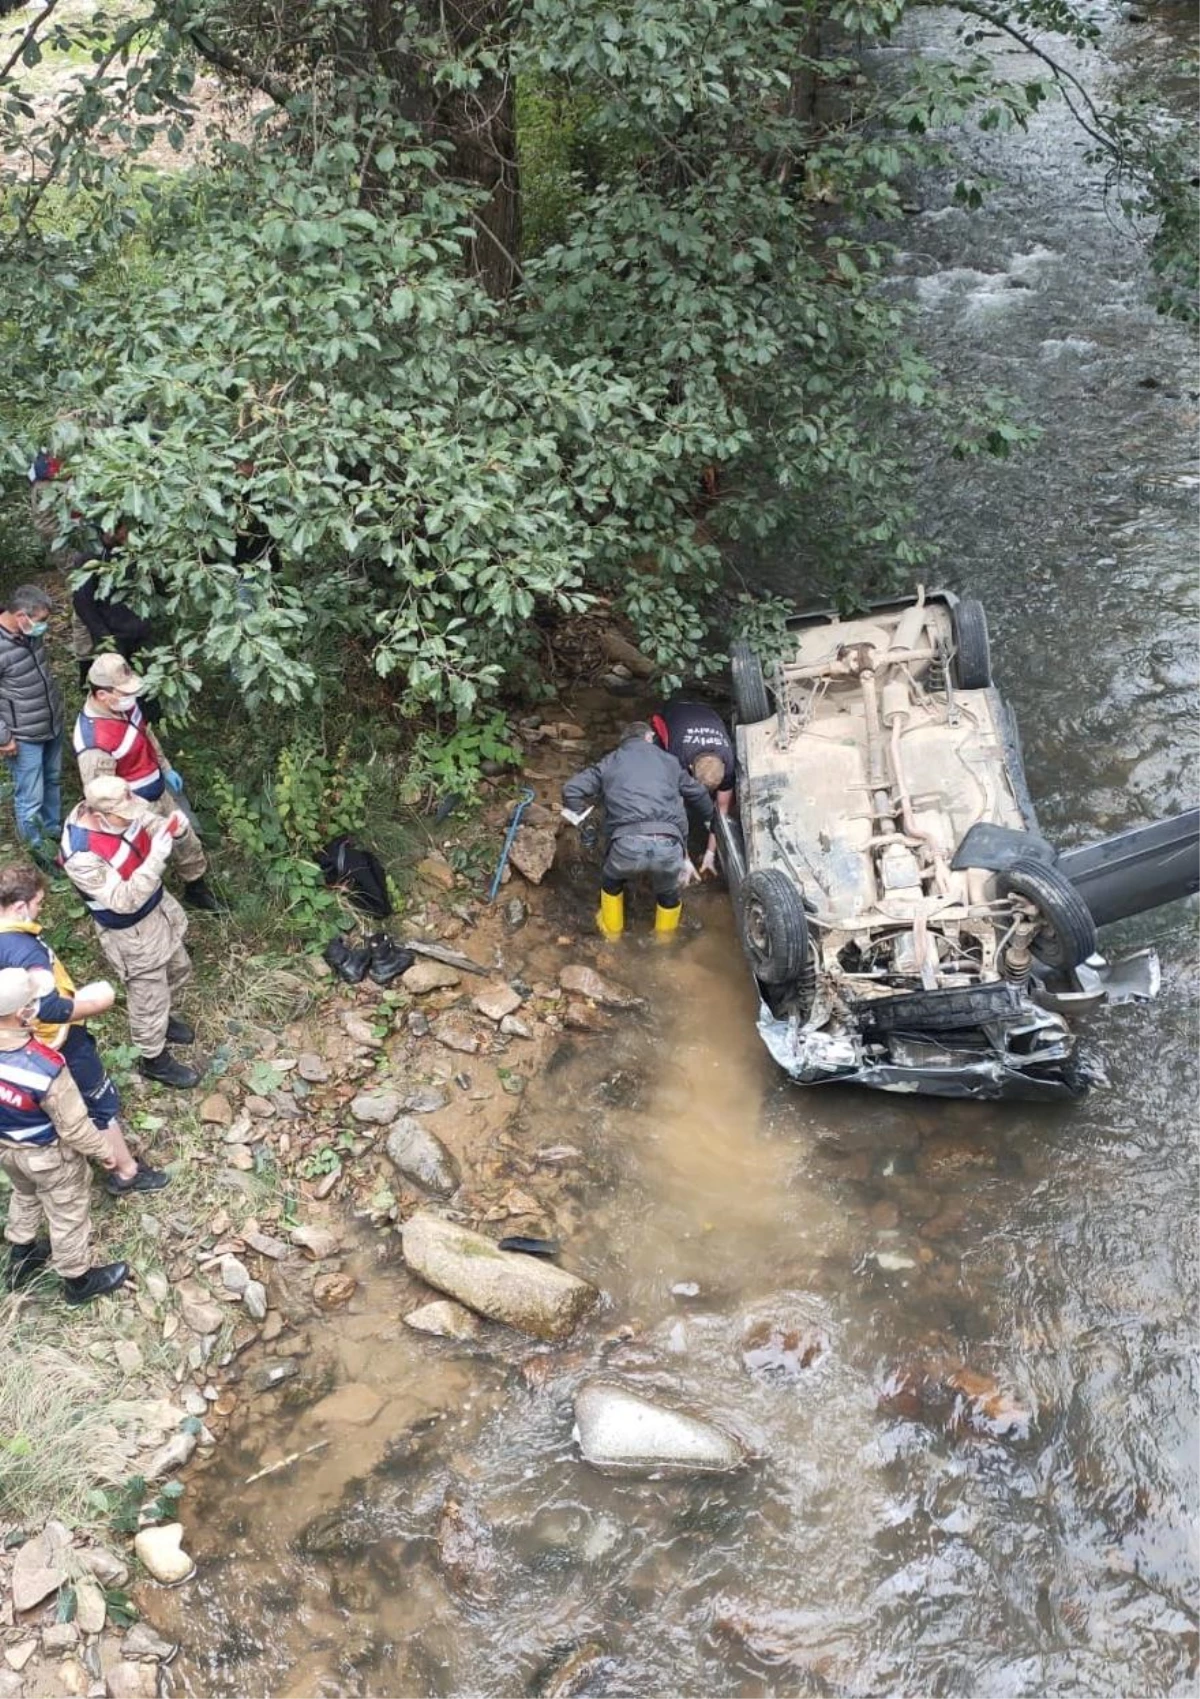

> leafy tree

[{"left": 0, "top": 0, "right": 1191, "bottom": 718}]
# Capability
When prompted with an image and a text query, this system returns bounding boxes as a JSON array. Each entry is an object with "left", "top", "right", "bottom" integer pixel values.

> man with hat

[
  {"left": 73, "top": 653, "right": 220, "bottom": 913},
  {"left": 0, "top": 965, "right": 157, "bottom": 1302},
  {"left": 60, "top": 777, "right": 200, "bottom": 1089}
]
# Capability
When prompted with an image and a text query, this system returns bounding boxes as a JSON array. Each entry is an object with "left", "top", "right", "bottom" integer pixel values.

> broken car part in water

[{"left": 721, "top": 588, "right": 1191, "bottom": 1100}]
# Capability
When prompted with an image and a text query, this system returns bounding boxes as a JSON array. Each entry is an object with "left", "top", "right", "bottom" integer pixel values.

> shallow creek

[{"left": 151, "top": 2, "right": 1196, "bottom": 1692}]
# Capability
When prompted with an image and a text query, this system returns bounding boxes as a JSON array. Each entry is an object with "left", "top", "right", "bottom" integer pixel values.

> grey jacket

[
  {"left": 0, "top": 628, "right": 65, "bottom": 745},
  {"left": 563, "top": 737, "right": 713, "bottom": 850}
]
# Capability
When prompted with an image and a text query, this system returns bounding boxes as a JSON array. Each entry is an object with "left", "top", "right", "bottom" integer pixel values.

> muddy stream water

[{"left": 151, "top": 7, "right": 1196, "bottom": 1695}]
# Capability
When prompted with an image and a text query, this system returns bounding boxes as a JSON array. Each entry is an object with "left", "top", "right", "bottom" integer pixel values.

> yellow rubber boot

[
  {"left": 597, "top": 889, "right": 625, "bottom": 941},
  {"left": 654, "top": 900, "right": 682, "bottom": 938}
]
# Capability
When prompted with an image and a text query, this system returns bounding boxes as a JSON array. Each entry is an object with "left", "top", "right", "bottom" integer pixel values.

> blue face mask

[{"left": 22, "top": 620, "right": 47, "bottom": 639}]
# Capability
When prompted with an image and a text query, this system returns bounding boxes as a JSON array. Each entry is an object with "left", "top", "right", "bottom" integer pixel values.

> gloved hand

[
  {"left": 579, "top": 823, "right": 598, "bottom": 852},
  {"left": 699, "top": 848, "right": 718, "bottom": 879},
  {"left": 680, "top": 859, "right": 701, "bottom": 887},
  {"left": 163, "top": 766, "right": 185, "bottom": 795}
]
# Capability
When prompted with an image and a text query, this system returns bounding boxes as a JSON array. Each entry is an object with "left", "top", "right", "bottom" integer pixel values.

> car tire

[
  {"left": 731, "top": 639, "right": 771, "bottom": 724},
  {"left": 998, "top": 857, "right": 1098, "bottom": 971},
  {"left": 951, "top": 598, "right": 992, "bottom": 689},
  {"left": 857, "top": 981, "right": 1026, "bottom": 1034},
  {"left": 741, "top": 869, "right": 809, "bottom": 987}
]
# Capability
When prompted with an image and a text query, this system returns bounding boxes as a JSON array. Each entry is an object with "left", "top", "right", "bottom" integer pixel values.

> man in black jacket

[
  {"left": 0, "top": 586, "right": 65, "bottom": 862},
  {"left": 562, "top": 722, "right": 714, "bottom": 939}
]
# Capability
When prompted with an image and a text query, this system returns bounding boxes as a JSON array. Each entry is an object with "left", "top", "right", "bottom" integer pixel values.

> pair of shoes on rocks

[
  {"left": 106, "top": 1161, "right": 171, "bottom": 1197},
  {"left": 324, "top": 933, "right": 414, "bottom": 987},
  {"left": 183, "top": 877, "right": 226, "bottom": 914}
]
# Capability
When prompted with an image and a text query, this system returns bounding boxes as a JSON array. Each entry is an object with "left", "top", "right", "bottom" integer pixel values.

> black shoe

[
  {"left": 367, "top": 934, "right": 415, "bottom": 986},
  {"left": 63, "top": 1261, "right": 129, "bottom": 1305},
  {"left": 165, "top": 1016, "right": 195, "bottom": 1045},
  {"left": 183, "top": 878, "right": 224, "bottom": 914},
  {"left": 139, "top": 1050, "right": 201, "bottom": 1089},
  {"left": 106, "top": 1161, "right": 171, "bottom": 1197},
  {"left": 324, "top": 934, "right": 371, "bottom": 984},
  {"left": 5, "top": 1239, "right": 50, "bottom": 1291}
]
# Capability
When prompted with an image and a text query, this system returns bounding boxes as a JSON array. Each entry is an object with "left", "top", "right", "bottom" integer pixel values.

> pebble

[
  {"left": 404, "top": 1299, "right": 482, "bottom": 1341},
  {"left": 313, "top": 1170, "right": 340, "bottom": 1199},
  {"left": 400, "top": 1085, "right": 448, "bottom": 1114},
  {"left": 401, "top": 960, "right": 462, "bottom": 994},
  {"left": 245, "top": 1359, "right": 298, "bottom": 1393},
  {"left": 508, "top": 825, "right": 557, "bottom": 884},
  {"left": 219, "top": 1255, "right": 250, "bottom": 1295},
  {"left": 198, "top": 1092, "right": 234, "bottom": 1126},
  {"left": 471, "top": 984, "right": 523, "bottom": 1023},
  {"left": 77, "top": 1547, "right": 128, "bottom": 1589},
  {"left": 42, "top": 1623, "right": 80, "bottom": 1653},
  {"left": 133, "top": 1524, "right": 195, "bottom": 1585},
  {"left": 113, "top": 1339, "right": 144, "bottom": 1374},
  {"left": 11, "top": 1522, "right": 71, "bottom": 1611},
  {"left": 312, "top": 1272, "right": 357, "bottom": 1309},
  {"left": 242, "top": 1280, "right": 268, "bottom": 1321},
  {"left": 289, "top": 1224, "right": 340, "bottom": 1260},
  {"left": 225, "top": 1147, "right": 254, "bottom": 1172},
  {"left": 340, "top": 1012, "right": 382, "bottom": 1048},
  {"left": 350, "top": 1089, "right": 402, "bottom": 1124},
  {"left": 143, "top": 1430, "right": 197, "bottom": 1481},
  {"left": 564, "top": 1002, "right": 611, "bottom": 1033},
  {"left": 4, "top": 1643, "right": 37, "bottom": 1673},
  {"left": 407, "top": 1011, "right": 431, "bottom": 1038},
  {"left": 244, "top": 1095, "right": 276, "bottom": 1118},
  {"left": 309, "top": 1383, "right": 384, "bottom": 1426},
  {"left": 106, "top": 1660, "right": 160, "bottom": 1698},
  {"left": 182, "top": 1390, "right": 208, "bottom": 1417},
  {"left": 559, "top": 965, "right": 640, "bottom": 1008},
  {"left": 296, "top": 1052, "right": 330, "bottom": 1083},
  {"left": 242, "top": 1229, "right": 288, "bottom": 1260},
  {"left": 180, "top": 1297, "right": 224, "bottom": 1335},
  {"left": 144, "top": 1272, "right": 169, "bottom": 1304},
  {"left": 120, "top": 1622, "right": 178, "bottom": 1663},
  {"left": 433, "top": 1015, "right": 479, "bottom": 1054},
  {"left": 73, "top": 1577, "right": 107, "bottom": 1636},
  {"left": 503, "top": 897, "right": 527, "bottom": 931}
]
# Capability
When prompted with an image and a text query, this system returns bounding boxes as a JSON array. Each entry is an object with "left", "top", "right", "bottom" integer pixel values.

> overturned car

[{"left": 718, "top": 588, "right": 1196, "bottom": 1101}]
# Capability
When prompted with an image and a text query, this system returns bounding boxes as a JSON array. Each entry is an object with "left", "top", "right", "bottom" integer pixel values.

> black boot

[
  {"left": 105, "top": 1162, "right": 171, "bottom": 1198},
  {"left": 165, "top": 1016, "right": 195, "bottom": 1045},
  {"left": 5, "top": 1239, "right": 50, "bottom": 1291},
  {"left": 323, "top": 935, "right": 371, "bottom": 984},
  {"left": 139, "top": 1050, "right": 200, "bottom": 1089},
  {"left": 367, "top": 934, "right": 415, "bottom": 986},
  {"left": 183, "top": 878, "right": 224, "bottom": 914},
  {"left": 63, "top": 1261, "right": 130, "bottom": 1305}
]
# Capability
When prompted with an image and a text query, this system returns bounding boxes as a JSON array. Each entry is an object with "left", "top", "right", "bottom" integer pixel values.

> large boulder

[
  {"left": 386, "top": 1118, "right": 461, "bottom": 1196},
  {"left": 401, "top": 1212, "right": 597, "bottom": 1341},
  {"left": 573, "top": 1382, "right": 747, "bottom": 1475}
]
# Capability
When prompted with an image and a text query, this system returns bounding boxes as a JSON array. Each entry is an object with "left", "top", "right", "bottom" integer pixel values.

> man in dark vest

[
  {"left": 59, "top": 776, "right": 199, "bottom": 1089},
  {"left": 562, "top": 722, "right": 714, "bottom": 939},
  {"left": 651, "top": 700, "right": 735, "bottom": 880},
  {"left": 0, "top": 967, "right": 152, "bottom": 1301},
  {"left": 0, "top": 584, "right": 64, "bottom": 863}
]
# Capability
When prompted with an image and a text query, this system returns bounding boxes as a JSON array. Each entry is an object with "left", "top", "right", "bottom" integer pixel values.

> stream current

[{"left": 156, "top": 5, "right": 1198, "bottom": 1694}]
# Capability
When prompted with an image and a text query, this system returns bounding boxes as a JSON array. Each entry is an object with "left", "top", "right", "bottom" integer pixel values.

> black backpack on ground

[{"left": 317, "top": 835, "right": 392, "bottom": 919}]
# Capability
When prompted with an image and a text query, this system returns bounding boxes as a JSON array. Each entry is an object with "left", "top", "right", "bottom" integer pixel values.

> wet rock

[
  {"left": 869, "top": 1200, "right": 900, "bottom": 1230},
  {"left": 400, "top": 1085, "right": 448, "bottom": 1114},
  {"left": 242, "top": 1280, "right": 268, "bottom": 1321},
  {"left": 133, "top": 1524, "right": 194, "bottom": 1585},
  {"left": 564, "top": 1002, "right": 612, "bottom": 1034},
  {"left": 143, "top": 1430, "right": 197, "bottom": 1481},
  {"left": 878, "top": 1359, "right": 1031, "bottom": 1439},
  {"left": 219, "top": 1255, "right": 250, "bottom": 1295},
  {"left": 11, "top": 1522, "right": 71, "bottom": 1611},
  {"left": 404, "top": 1299, "right": 481, "bottom": 1342},
  {"left": 499, "top": 1015, "right": 533, "bottom": 1040},
  {"left": 289, "top": 1224, "right": 340, "bottom": 1260},
  {"left": 509, "top": 826, "right": 557, "bottom": 885},
  {"left": 671, "top": 1281, "right": 702, "bottom": 1301},
  {"left": 872, "top": 1251, "right": 916, "bottom": 1272},
  {"left": 432, "top": 1014, "right": 479, "bottom": 1055},
  {"left": 436, "top": 1488, "right": 496, "bottom": 1600},
  {"left": 401, "top": 960, "right": 461, "bottom": 995},
  {"left": 120, "top": 1623, "right": 178, "bottom": 1663},
  {"left": 312, "top": 1272, "right": 357, "bottom": 1309},
  {"left": 740, "top": 1319, "right": 830, "bottom": 1381},
  {"left": 106, "top": 1661, "right": 160, "bottom": 1699},
  {"left": 472, "top": 984, "right": 523, "bottom": 1023},
  {"left": 385, "top": 1116, "right": 461, "bottom": 1196},
  {"left": 309, "top": 1383, "right": 384, "bottom": 1426},
  {"left": 402, "top": 1211, "right": 598, "bottom": 1341},
  {"left": 198, "top": 1092, "right": 233, "bottom": 1126},
  {"left": 245, "top": 1358, "right": 299, "bottom": 1394},
  {"left": 350, "top": 1088, "right": 402, "bottom": 1124},
  {"left": 713, "top": 1600, "right": 856, "bottom": 1675},
  {"left": 296, "top": 1052, "right": 330, "bottom": 1083},
  {"left": 558, "top": 965, "right": 640, "bottom": 1008},
  {"left": 541, "top": 1642, "right": 612, "bottom": 1699},
  {"left": 573, "top": 1382, "right": 747, "bottom": 1476},
  {"left": 503, "top": 896, "right": 527, "bottom": 931}
]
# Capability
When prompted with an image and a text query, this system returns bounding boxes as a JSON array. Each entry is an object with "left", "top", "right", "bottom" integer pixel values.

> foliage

[
  {"left": 203, "top": 732, "right": 369, "bottom": 936},
  {"left": 399, "top": 713, "right": 521, "bottom": 809},
  {"left": 0, "top": 0, "right": 1191, "bottom": 727}
]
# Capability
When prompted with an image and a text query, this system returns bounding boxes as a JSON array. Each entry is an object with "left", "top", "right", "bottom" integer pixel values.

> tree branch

[
  {"left": 0, "top": 0, "right": 61, "bottom": 87},
  {"left": 949, "top": 0, "right": 1119, "bottom": 155},
  {"left": 185, "top": 24, "right": 294, "bottom": 110}
]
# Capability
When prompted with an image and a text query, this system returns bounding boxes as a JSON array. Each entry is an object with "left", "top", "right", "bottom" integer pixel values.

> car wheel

[
  {"left": 731, "top": 639, "right": 771, "bottom": 724},
  {"left": 998, "top": 857, "right": 1098, "bottom": 971},
  {"left": 741, "top": 868, "right": 809, "bottom": 986},
  {"left": 951, "top": 598, "right": 992, "bottom": 689},
  {"left": 856, "top": 981, "right": 1025, "bottom": 1033}
]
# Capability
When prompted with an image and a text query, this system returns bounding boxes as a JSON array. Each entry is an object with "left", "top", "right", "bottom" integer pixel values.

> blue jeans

[{"left": 8, "top": 734, "right": 63, "bottom": 847}]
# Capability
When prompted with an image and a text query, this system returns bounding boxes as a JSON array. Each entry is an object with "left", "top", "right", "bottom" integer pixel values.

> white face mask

[{"left": 111, "top": 693, "right": 137, "bottom": 713}]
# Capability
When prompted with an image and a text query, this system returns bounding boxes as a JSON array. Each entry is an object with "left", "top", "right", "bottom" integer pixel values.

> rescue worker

[
  {"left": 651, "top": 700, "right": 736, "bottom": 879},
  {"left": 0, "top": 966, "right": 151, "bottom": 1302},
  {"left": 0, "top": 863, "right": 157, "bottom": 1167},
  {"left": 60, "top": 776, "right": 200, "bottom": 1089},
  {"left": 562, "top": 722, "right": 714, "bottom": 939},
  {"left": 74, "top": 653, "right": 220, "bottom": 913},
  {"left": 0, "top": 584, "right": 65, "bottom": 863}
]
